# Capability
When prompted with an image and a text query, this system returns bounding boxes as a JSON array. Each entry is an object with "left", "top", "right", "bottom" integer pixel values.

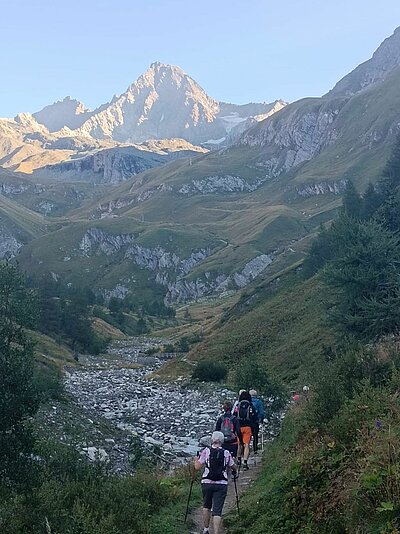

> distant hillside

[
  {"left": 0, "top": 190, "right": 49, "bottom": 258},
  {"left": 192, "top": 273, "right": 334, "bottom": 383}
]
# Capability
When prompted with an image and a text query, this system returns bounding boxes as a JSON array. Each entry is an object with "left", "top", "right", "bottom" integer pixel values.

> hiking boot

[
  {"left": 237, "top": 458, "right": 242, "bottom": 467},
  {"left": 243, "top": 462, "right": 249, "bottom": 470}
]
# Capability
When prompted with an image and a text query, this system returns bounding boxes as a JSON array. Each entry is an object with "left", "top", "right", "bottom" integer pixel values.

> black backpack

[
  {"left": 221, "top": 414, "right": 236, "bottom": 443},
  {"left": 238, "top": 400, "right": 256, "bottom": 423},
  {"left": 205, "top": 448, "right": 227, "bottom": 481}
]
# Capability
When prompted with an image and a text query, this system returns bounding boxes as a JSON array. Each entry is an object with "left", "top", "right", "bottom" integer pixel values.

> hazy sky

[{"left": 1, "top": 0, "right": 400, "bottom": 117}]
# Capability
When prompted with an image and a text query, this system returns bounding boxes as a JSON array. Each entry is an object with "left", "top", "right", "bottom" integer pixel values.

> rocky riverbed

[{"left": 39, "top": 337, "right": 236, "bottom": 473}]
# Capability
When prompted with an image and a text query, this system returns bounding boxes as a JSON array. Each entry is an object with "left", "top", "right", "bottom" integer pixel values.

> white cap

[
  {"left": 211, "top": 431, "right": 224, "bottom": 444},
  {"left": 250, "top": 389, "right": 257, "bottom": 396}
]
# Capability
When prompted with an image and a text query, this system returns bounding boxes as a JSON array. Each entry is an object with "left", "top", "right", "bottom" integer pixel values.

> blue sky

[{"left": 1, "top": 0, "right": 400, "bottom": 117}]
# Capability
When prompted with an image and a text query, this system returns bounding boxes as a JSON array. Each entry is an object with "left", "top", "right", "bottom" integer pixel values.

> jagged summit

[
  {"left": 30, "top": 62, "right": 283, "bottom": 145},
  {"left": 33, "top": 96, "right": 91, "bottom": 132},
  {"left": 327, "top": 26, "right": 400, "bottom": 97}
]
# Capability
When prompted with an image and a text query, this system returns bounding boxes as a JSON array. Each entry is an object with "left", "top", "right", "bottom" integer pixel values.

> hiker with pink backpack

[{"left": 215, "top": 400, "right": 243, "bottom": 460}]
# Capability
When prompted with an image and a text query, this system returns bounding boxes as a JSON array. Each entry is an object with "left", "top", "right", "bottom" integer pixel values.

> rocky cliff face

[
  {"left": 33, "top": 141, "right": 207, "bottom": 184},
  {"left": 239, "top": 98, "right": 342, "bottom": 176},
  {"left": 78, "top": 227, "right": 211, "bottom": 276},
  {"left": 178, "top": 174, "right": 261, "bottom": 195},
  {"left": 328, "top": 26, "right": 400, "bottom": 97},
  {"left": 76, "top": 227, "right": 273, "bottom": 303},
  {"left": 165, "top": 253, "right": 273, "bottom": 303},
  {"left": 295, "top": 179, "right": 348, "bottom": 197},
  {"left": 36, "top": 147, "right": 165, "bottom": 184}
]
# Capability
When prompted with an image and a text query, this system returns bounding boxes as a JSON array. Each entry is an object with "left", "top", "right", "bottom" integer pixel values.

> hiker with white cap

[
  {"left": 250, "top": 389, "right": 265, "bottom": 453},
  {"left": 194, "top": 430, "right": 237, "bottom": 534}
]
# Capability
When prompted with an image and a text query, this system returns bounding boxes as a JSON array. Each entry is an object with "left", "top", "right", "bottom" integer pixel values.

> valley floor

[{"left": 37, "top": 336, "right": 236, "bottom": 472}]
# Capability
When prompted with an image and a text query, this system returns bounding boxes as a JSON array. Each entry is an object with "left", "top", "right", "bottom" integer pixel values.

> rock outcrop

[
  {"left": 295, "top": 180, "right": 348, "bottom": 197},
  {"left": 33, "top": 140, "right": 207, "bottom": 184},
  {"left": 178, "top": 175, "right": 261, "bottom": 195},
  {"left": 0, "top": 233, "right": 22, "bottom": 258},
  {"left": 77, "top": 227, "right": 273, "bottom": 303},
  {"left": 239, "top": 100, "right": 342, "bottom": 170}
]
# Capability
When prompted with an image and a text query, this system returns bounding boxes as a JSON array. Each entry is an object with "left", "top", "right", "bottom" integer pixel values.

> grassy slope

[
  {"left": 31, "top": 330, "right": 75, "bottom": 368},
  {"left": 0, "top": 194, "right": 49, "bottom": 240},
  {"left": 193, "top": 274, "right": 334, "bottom": 384}
]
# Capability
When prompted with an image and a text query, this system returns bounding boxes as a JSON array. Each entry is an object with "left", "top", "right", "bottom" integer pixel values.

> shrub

[
  {"left": 192, "top": 360, "right": 228, "bottom": 382},
  {"left": 234, "top": 359, "right": 287, "bottom": 413}
]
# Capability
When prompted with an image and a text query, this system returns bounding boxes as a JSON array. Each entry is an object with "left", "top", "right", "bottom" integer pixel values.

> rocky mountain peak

[
  {"left": 327, "top": 26, "right": 400, "bottom": 97},
  {"left": 125, "top": 61, "right": 218, "bottom": 112},
  {"left": 33, "top": 97, "right": 91, "bottom": 132},
  {"left": 23, "top": 63, "right": 285, "bottom": 145},
  {"left": 14, "top": 112, "right": 48, "bottom": 132}
]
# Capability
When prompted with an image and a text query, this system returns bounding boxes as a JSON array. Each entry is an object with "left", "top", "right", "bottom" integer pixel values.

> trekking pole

[
  {"left": 184, "top": 463, "right": 196, "bottom": 523},
  {"left": 261, "top": 423, "right": 264, "bottom": 451},
  {"left": 233, "top": 474, "right": 240, "bottom": 515}
]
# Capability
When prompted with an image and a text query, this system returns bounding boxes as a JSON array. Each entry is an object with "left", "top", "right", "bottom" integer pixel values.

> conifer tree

[
  {"left": 342, "top": 180, "right": 362, "bottom": 219},
  {"left": 378, "top": 133, "right": 400, "bottom": 197},
  {"left": 0, "top": 263, "right": 38, "bottom": 483},
  {"left": 324, "top": 218, "right": 400, "bottom": 340},
  {"left": 361, "top": 183, "right": 382, "bottom": 220}
]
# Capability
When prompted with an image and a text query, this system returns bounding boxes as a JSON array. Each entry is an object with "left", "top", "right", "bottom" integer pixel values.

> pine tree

[
  {"left": 342, "top": 180, "right": 362, "bottom": 219},
  {"left": 0, "top": 263, "right": 39, "bottom": 483},
  {"left": 324, "top": 218, "right": 400, "bottom": 340},
  {"left": 378, "top": 133, "right": 400, "bottom": 197},
  {"left": 361, "top": 183, "right": 382, "bottom": 220},
  {"left": 302, "top": 224, "right": 337, "bottom": 277}
]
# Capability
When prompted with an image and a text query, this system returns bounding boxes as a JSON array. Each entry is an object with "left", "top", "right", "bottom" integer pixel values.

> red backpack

[{"left": 221, "top": 414, "right": 236, "bottom": 442}]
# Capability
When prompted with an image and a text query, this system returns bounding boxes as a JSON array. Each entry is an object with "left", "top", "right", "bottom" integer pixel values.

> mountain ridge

[{"left": 32, "top": 62, "right": 285, "bottom": 145}]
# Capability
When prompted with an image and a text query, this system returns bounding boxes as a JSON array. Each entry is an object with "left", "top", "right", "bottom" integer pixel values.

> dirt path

[{"left": 189, "top": 453, "right": 263, "bottom": 534}]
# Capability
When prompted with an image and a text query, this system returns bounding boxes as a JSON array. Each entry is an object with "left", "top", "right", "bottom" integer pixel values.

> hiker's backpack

[
  {"left": 205, "top": 447, "right": 227, "bottom": 481},
  {"left": 238, "top": 400, "right": 255, "bottom": 423},
  {"left": 221, "top": 414, "right": 236, "bottom": 443}
]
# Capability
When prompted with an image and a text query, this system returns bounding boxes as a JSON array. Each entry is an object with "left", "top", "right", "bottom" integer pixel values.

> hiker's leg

[
  {"left": 242, "top": 426, "right": 251, "bottom": 461},
  {"left": 213, "top": 515, "right": 222, "bottom": 534},
  {"left": 202, "top": 484, "right": 212, "bottom": 529},
  {"left": 203, "top": 508, "right": 211, "bottom": 529},
  {"left": 237, "top": 441, "right": 243, "bottom": 462},
  {"left": 253, "top": 422, "right": 259, "bottom": 452},
  {"left": 211, "top": 485, "right": 227, "bottom": 534}
]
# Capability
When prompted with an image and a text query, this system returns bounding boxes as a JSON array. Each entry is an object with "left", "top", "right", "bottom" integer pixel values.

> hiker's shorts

[
  {"left": 202, "top": 483, "right": 228, "bottom": 516},
  {"left": 241, "top": 425, "right": 252, "bottom": 445}
]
